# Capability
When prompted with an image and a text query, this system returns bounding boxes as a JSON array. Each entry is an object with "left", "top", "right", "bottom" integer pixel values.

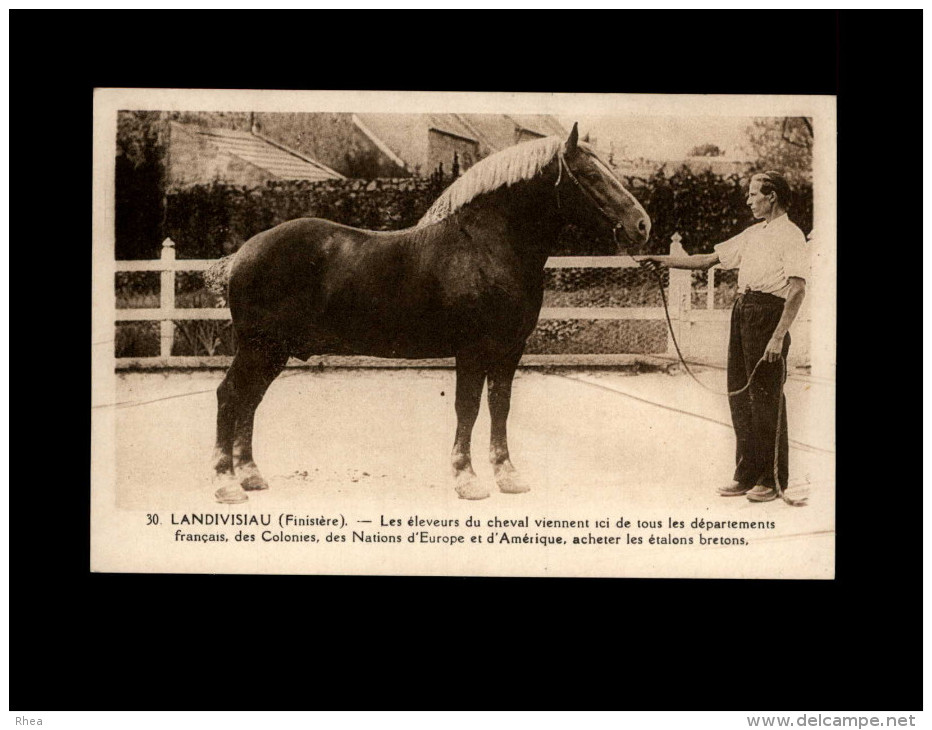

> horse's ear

[{"left": 565, "top": 122, "right": 579, "bottom": 154}]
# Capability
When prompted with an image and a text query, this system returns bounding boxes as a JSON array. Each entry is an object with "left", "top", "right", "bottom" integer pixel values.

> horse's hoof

[
  {"left": 496, "top": 472, "right": 531, "bottom": 494},
  {"left": 455, "top": 475, "right": 490, "bottom": 500},
  {"left": 241, "top": 474, "right": 269, "bottom": 491},
  {"left": 495, "top": 464, "right": 531, "bottom": 494},
  {"left": 215, "top": 485, "right": 248, "bottom": 504}
]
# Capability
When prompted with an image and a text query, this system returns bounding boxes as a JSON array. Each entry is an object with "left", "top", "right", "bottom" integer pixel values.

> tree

[
  {"left": 688, "top": 143, "right": 724, "bottom": 157},
  {"left": 116, "top": 111, "right": 168, "bottom": 259},
  {"left": 743, "top": 117, "right": 813, "bottom": 181}
]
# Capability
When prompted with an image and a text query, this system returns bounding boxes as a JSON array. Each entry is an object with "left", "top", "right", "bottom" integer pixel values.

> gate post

[
  {"left": 665, "top": 233, "right": 690, "bottom": 358},
  {"left": 160, "top": 238, "right": 176, "bottom": 358}
]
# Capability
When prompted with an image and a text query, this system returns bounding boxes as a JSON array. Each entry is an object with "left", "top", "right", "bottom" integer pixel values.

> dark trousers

[{"left": 727, "top": 291, "right": 790, "bottom": 488}]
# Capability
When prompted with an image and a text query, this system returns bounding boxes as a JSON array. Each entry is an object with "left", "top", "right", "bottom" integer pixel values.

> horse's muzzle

[
  {"left": 613, "top": 224, "right": 633, "bottom": 254},
  {"left": 612, "top": 225, "right": 623, "bottom": 246},
  {"left": 614, "top": 220, "right": 650, "bottom": 254}
]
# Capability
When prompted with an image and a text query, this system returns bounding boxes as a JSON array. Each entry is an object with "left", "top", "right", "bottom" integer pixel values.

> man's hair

[{"left": 752, "top": 171, "right": 793, "bottom": 209}]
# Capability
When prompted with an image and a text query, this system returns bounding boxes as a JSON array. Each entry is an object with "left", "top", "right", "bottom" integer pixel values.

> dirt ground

[{"left": 100, "top": 365, "right": 835, "bottom": 577}]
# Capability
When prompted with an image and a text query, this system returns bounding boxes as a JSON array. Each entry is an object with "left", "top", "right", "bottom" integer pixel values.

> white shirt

[{"left": 714, "top": 214, "right": 809, "bottom": 298}]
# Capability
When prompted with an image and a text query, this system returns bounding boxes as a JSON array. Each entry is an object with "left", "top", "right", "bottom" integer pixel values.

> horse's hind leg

[
  {"left": 214, "top": 353, "right": 248, "bottom": 504},
  {"left": 487, "top": 350, "right": 530, "bottom": 494},
  {"left": 213, "top": 342, "right": 287, "bottom": 503},
  {"left": 452, "top": 354, "right": 489, "bottom": 500},
  {"left": 212, "top": 371, "right": 236, "bottom": 477},
  {"left": 231, "top": 343, "right": 288, "bottom": 491}
]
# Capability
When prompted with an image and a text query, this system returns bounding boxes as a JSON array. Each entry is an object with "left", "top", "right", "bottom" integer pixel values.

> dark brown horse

[{"left": 208, "top": 123, "right": 650, "bottom": 503}]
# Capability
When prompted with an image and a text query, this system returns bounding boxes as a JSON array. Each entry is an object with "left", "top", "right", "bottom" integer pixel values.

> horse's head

[{"left": 556, "top": 123, "right": 651, "bottom": 252}]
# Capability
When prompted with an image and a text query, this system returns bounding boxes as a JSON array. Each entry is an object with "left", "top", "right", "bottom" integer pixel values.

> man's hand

[
  {"left": 633, "top": 255, "right": 663, "bottom": 274},
  {"left": 764, "top": 334, "right": 785, "bottom": 362}
]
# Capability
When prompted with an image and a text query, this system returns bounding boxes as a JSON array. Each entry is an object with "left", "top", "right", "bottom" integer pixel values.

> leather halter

[{"left": 555, "top": 150, "right": 626, "bottom": 247}]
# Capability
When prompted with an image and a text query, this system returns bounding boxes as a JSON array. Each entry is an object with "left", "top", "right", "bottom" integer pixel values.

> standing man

[{"left": 637, "top": 172, "right": 808, "bottom": 502}]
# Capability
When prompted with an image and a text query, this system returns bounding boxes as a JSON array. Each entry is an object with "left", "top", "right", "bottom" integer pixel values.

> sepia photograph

[{"left": 91, "top": 89, "right": 836, "bottom": 578}]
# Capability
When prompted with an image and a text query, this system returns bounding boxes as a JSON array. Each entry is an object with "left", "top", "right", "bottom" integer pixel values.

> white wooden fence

[{"left": 114, "top": 235, "right": 747, "bottom": 369}]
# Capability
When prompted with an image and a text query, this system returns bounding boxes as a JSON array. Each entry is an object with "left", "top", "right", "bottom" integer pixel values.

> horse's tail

[{"left": 205, "top": 253, "right": 236, "bottom": 306}]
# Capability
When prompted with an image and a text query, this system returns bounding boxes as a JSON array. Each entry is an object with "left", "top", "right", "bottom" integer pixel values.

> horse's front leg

[
  {"left": 452, "top": 355, "right": 488, "bottom": 500},
  {"left": 487, "top": 351, "right": 530, "bottom": 494}
]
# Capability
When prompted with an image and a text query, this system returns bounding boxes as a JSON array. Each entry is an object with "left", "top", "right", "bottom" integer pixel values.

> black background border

[{"left": 10, "top": 10, "right": 922, "bottom": 711}]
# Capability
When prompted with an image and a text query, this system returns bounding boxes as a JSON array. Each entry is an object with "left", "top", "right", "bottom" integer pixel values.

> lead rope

[
  {"left": 554, "top": 153, "right": 564, "bottom": 209},
  {"left": 646, "top": 265, "right": 806, "bottom": 507}
]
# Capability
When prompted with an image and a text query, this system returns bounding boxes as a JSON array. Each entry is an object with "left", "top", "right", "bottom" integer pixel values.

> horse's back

[
  {"left": 232, "top": 217, "right": 362, "bottom": 276},
  {"left": 229, "top": 218, "right": 449, "bottom": 357}
]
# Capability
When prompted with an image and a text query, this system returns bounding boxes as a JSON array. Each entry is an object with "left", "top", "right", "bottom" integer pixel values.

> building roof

[
  {"left": 455, "top": 114, "right": 567, "bottom": 156},
  {"left": 354, "top": 114, "right": 431, "bottom": 173},
  {"left": 353, "top": 113, "right": 566, "bottom": 174},
  {"left": 426, "top": 113, "right": 478, "bottom": 142},
  {"left": 507, "top": 114, "right": 567, "bottom": 138},
  {"left": 182, "top": 125, "right": 344, "bottom": 181}
]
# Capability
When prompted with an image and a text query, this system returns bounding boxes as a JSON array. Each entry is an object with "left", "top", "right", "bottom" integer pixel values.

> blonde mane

[{"left": 418, "top": 135, "right": 563, "bottom": 226}]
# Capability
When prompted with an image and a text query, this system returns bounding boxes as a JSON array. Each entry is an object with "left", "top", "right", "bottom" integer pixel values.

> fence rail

[{"left": 114, "top": 236, "right": 741, "bottom": 369}]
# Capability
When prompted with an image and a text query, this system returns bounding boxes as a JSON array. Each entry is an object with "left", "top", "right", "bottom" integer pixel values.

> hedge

[
  {"left": 118, "top": 168, "right": 813, "bottom": 260},
  {"left": 162, "top": 178, "right": 443, "bottom": 260},
  {"left": 625, "top": 168, "right": 812, "bottom": 255}
]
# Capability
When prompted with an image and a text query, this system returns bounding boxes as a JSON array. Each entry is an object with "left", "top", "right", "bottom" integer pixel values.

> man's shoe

[
  {"left": 718, "top": 482, "right": 752, "bottom": 497},
  {"left": 746, "top": 485, "right": 778, "bottom": 502}
]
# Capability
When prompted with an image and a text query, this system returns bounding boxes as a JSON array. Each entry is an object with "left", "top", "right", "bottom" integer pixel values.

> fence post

[
  {"left": 160, "top": 238, "right": 175, "bottom": 358},
  {"left": 665, "top": 233, "right": 690, "bottom": 358},
  {"left": 707, "top": 266, "right": 716, "bottom": 310}
]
